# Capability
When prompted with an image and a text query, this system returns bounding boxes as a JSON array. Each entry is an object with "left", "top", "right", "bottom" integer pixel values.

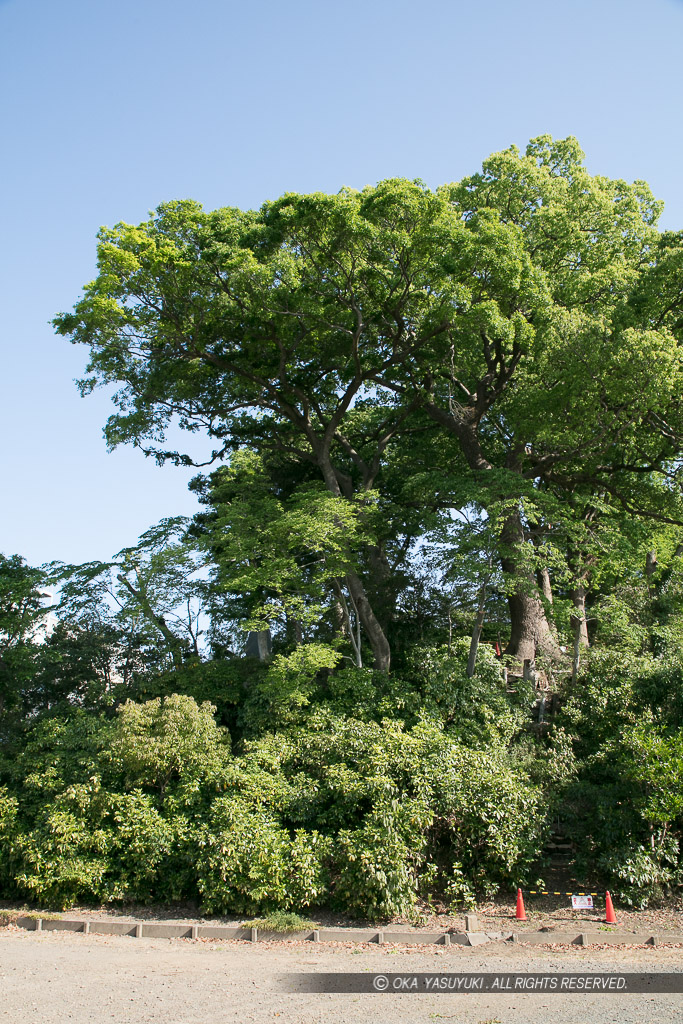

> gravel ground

[{"left": 3, "top": 926, "right": 683, "bottom": 1024}]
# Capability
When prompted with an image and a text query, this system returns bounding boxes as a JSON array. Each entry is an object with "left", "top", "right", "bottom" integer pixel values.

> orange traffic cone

[
  {"left": 515, "top": 888, "right": 527, "bottom": 921},
  {"left": 605, "top": 891, "right": 618, "bottom": 925}
]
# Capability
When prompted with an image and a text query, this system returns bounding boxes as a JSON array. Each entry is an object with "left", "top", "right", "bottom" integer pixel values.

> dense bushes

[
  {"left": 556, "top": 650, "right": 683, "bottom": 905},
  {"left": 0, "top": 696, "right": 230, "bottom": 907},
  {"left": 3, "top": 640, "right": 683, "bottom": 914},
  {"left": 0, "top": 690, "right": 549, "bottom": 917}
]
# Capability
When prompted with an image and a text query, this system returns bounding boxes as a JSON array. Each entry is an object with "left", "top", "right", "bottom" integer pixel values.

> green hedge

[{"left": 0, "top": 695, "right": 549, "bottom": 917}]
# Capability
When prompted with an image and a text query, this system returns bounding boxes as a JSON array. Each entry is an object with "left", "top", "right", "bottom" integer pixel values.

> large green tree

[
  {"left": 54, "top": 181, "right": 467, "bottom": 670},
  {"left": 55, "top": 137, "right": 683, "bottom": 668},
  {"left": 374, "top": 137, "right": 683, "bottom": 661}
]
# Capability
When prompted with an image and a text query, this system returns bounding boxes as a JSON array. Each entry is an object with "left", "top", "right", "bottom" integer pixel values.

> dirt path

[{"left": 2, "top": 928, "right": 683, "bottom": 1024}]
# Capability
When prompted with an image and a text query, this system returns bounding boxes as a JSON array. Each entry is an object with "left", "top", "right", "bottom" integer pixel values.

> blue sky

[{"left": 2, "top": 0, "right": 683, "bottom": 567}]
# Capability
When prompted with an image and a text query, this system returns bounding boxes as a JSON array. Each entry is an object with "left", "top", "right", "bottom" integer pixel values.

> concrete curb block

[
  {"left": 7, "top": 916, "right": 683, "bottom": 947},
  {"left": 517, "top": 930, "right": 683, "bottom": 946},
  {"left": 573, "top": 931, "right": 681, "bottom": 947}
]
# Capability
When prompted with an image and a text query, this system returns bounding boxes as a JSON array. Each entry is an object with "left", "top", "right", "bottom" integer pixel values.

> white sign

[{"left": 572, "top": 895, "right": 594, "bottom": 909}]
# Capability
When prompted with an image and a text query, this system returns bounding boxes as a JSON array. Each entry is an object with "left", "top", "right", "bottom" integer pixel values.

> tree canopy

[{"left": 54, "top": 135, "right": 683, "bottom": 671}]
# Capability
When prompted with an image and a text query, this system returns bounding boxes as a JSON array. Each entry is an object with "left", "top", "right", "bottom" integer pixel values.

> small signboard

[{"left": 571, "top": 894, "right": 594, "bottom": 909}]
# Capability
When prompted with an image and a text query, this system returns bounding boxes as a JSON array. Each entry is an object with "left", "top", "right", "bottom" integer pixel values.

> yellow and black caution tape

[{"left": 526, "top": 890, "right": 598, "bottom": 896}]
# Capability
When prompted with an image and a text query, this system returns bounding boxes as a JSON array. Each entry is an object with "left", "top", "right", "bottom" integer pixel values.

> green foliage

[
  {"left": 0, "top": 554, "right": 53, "bottom": 738},
  {"left": 560, "top": 648, "right": 683, "bottom": 753},
  {"left": 12, "top": 782, "right": 185, "bottom": 907},
  {"left": 0, "top": 554, "right": 49, "bottom": 646},
  {"left": 0, "top": 697, "right": 231, "bottom": 908},
  {"left": 195, "top": 451, "right": 372, "bottom": 619},
  {"left": 323, "top": 666, "right": 422, "bottom": 723},
  {"left": 0, "top": 787, "right": 18, "bottom": 890},
  {"left": 332, "top": 800, "right": 426, "bottom": 919},
  {"left": 106, "top": 694, "right": 230, "bottom": 799},
  {"left": 13, "top": 789, "right": 111, "bottom": 907},
  {"left": 54, "top": 140, "right": 683, "bottom": 675},
  {"left": 0, "top": 693, "right": 548, "bottom": 916},
  {"left": 49, "top": 517, "right": 208, "bottom": 675},
  {"left": 196, "top": 797, "right": 330, "bottom": 914},
  {"left": 236, "top": 638, "right": 534, "bottom": 743},
  {"left": 558, "top": 648, "right": 683, "bottom": 904},
  {"left": 248, "top": 911, "right": 318, "bottom": 932},
  {"left": 132, "top": 657, "right": 254, "bottom": 733},
  {"left": 409, "top": 640, "right": 536, "bottom": 744},
  {"left": 238, "top": 643, "right": 341, "bottom": 733},
  {"left": 214, "top": 715, "right": 548, "bottom": 917}
]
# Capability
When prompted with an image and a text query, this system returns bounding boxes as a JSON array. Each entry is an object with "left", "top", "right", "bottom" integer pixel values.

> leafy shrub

[
  {"left": 12, "top": 788, "right": 111, "bottom": 907},
  {"left": 0, "top": 693, "right": 548, "bottom": 916},
  {"left": 558, "top": 658, "right": 683, "bottom": 904},
  {"left": 133, "top": 658, "right": 251, "bottom": 730},
  {"left": 0, "top": 787, "right": 19, "bottom": 891},
  {"left": 210, "top": 714, "right": 549, "bottom": 916},
  {"left": 238, "top": 644, "right": 341, "bottom": 734},
  {"left": 331, "top": 800, "right": 430, "bottom": 919},
  {"left": 0, "top": 697, "right": 231, "bottom": 908},
  {"left": 105, "top": 694, "right": 231, "bottom": 799},
  {"left": 196, "top": 796, "right": 330, "bottom": 914},
  {"left": 323, "top": 667, "right": 423, "bottom": 724}
]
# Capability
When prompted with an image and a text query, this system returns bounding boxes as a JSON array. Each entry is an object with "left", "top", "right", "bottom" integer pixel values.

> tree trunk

[
  {"left": 506, "top": 589, "right": 561, "bottom": 661},
  {"left": 285, "top": 609, "right": 304, "bottom": 647},
  {"left": 645, "top": 549, "right": 657, "bottom": 600},
  {"left": 466, "top": 575, "right": 489, "bottom": 677},
  {"left": 317, "top": 451, "right": 392, "bottom": 672},
  {"left": 539, "top": 567, "right": 554, "bottom": 605},
  {"left": 538, "top": 563, "right": 559, "bottom": 642},
  {"left": 570, "top": 584, "right": 589, "bottom": 683},
  {"left": 345, "top": 569, "right": 391, "bottom": 672},
  {"left": 366, "top": 542, "right": 396, "bottom": 632},
  {"left": 500, "top": 513, "right": 564, "bottom": 663},
  {"left": 570, "top": 586, "right": 589, "bottom": 647},
  {"left": 332, "top": 580, "right": 363, "bottom": 668},
  {"left": 422, "top": 407, "right": 561, "bottom": 665}
]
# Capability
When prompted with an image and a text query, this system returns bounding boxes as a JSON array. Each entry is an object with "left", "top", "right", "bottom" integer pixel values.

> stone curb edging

[{"left": 6, "top": 916, "right": 683, "bottom": 947}]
